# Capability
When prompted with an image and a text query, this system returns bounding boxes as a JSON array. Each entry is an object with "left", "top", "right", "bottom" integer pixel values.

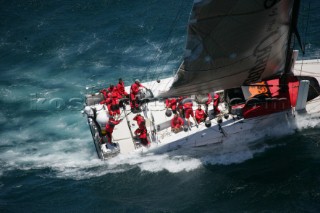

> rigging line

[
  {"left": 150, "top": 1, "right": 184, "bottom": 80},
  {"left": 150, "top": 52, "right": 184, "bottom": 92},
  {"left": 309, "top": 84, "right": 320, "bottom": 96},
  {"left": 300, "top": 1, "right": 311, "bottom": 75},
  {"left": 303, "top": 2, "right": 310, "bottom": 45},
  {"left": 142, "top": 0, "right": 185, "bottom": 82},
  {"left": 149, "top": 1, "right": 186, "bottom": 90},
  {"left": 156, "top": 41, "right": 184, "bottom": 79},
  {"left": 150, "top": 44, "right": 183, "bottom": 91},
  {"left": 156, "top": 15, "right": 187, "bottom": 74}
]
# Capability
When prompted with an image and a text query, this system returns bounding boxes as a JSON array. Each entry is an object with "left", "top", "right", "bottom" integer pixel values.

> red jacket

[
  {"left": 195, "top": 109, "right": 205, "bottom": 120},
  {"left": 133, "top": 114, "right": 145, "bottom": 126},
  {"left": 111, "top": 97, "right": 119, "bottom": 105},
  {"left": 177, "top": 96, "right": 184, "bottom": 109},
  {"left": 165, "top": 98, "right": 177, "bottom": 110},
  {"left": 105, "top": 118, "right": 121, "bottom": 133},
  {"left": 111, "top": 90, "right": 122, "bottom": 99},
  {"left": 183, "top": 101, "right": 193, "bottom": 110},
  {"left": 100, "top": 89, "right": 109, "bottom": 99},
  {"left": 206, "top": 93, "right": 212, "bottom": 105},
  {"left": 213, "top": 93, "right": 220, "bottom": 107},
  {"left": 117, "top": 82, "right": 128, "bottom": 96},
  {"left": 135, "top": 126, "right": 147, "bottom": 139},
  {"left": 130, "top": 82, "right": 141, "bottom": 96},
  {"left": 107, "top": 86, "right": 117, "bottom": 93},
  {"left": 171, "top": 116, "right": 184, "bottom": 128},
  {"left": 100, "top": 97, "right": 112, "bottom": 109}
]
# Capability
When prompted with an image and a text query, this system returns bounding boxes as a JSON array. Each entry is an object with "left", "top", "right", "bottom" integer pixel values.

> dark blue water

[{"left": 1, "top": 0, "right": 320, "bottom": 212}]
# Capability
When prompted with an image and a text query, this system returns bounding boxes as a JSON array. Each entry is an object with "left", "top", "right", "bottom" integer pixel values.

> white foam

[
  {"left": 0, "top": 109, "right": 300, "bottom": 180},
  {"left": 295, "top": 113, "right": 320, "bottom": 130},
  {"left": 0, "top": 115, "right": 298, "bottom": 180},
  {"left": 108, "top": 152, "right": 202, "bottom": 173}
]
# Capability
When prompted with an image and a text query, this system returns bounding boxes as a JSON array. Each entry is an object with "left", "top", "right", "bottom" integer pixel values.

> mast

[
  {"left": 284, "top": 0, "right": 301, "bottom": 74},
  {"left": 280, "top": 0, "right": 301, "bottom": 92}
]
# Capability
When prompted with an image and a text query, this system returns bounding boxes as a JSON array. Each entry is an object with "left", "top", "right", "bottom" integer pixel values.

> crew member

[
  {"left": 107, "top": 84, "right": 116, "bottom": 93},
  {"left": 130, "top": 79, "right": 146, "bottom": 111},
  {"left": 183, "top": 98, "right": 196, "bottom": 128},
  {"left": 171, "top": 114, "right": 184, "bottom": 133},
  {"left": 100, "top": 88, "right": 109, "bottom": 99},
  {"left": 134, "top": 121, "right": 150, "bottom": 147},
  {"left": 165, "top": 98, "right": 177, "bottom": 114},
  {"left": 110, "top": 93, "right": 121, "bottom": 118},
  {"left": 195, "top": 105, "right": 206, "bottom": 124},
  {"left": 100, "top": 92, "right": 112, "bottom": 111},
  {"left": 105, "top": 115, "right": 122, "bottom": 145},
  {"left": 117, "top": 78, "right": 129, "bottom": 98},
  {"left": 205, "top": 93, "right": 212, "bottom": 115},
  {"left": 177, "top": 96, "right": 185, "bottom": 117},
  {"left": 133, "top": 113, "right": 145, "bottom": 128},
  {"left": 213, "top": 93, "right": 221, "bottom": 115}
]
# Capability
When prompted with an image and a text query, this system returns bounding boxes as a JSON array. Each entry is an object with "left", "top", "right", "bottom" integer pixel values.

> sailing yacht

[{"left": 83, "top": 0, "right": 320, "bottom": 160}]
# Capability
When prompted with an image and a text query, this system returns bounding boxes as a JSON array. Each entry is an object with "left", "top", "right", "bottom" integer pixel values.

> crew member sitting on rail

[
  {"left": 130, "top": 79, "right": 146, "bottom": 112},
  {"left": 171, "top": 114, "right": 184, "bottom": 133},
  {"left": 134, "top": 121, "right": 150, "bottom": 147},
  {"left": 133, "top": 113, "right": 145, "bottom": 128},
  {"left": 105, "top": 115, "right": 122, "bottom": 146},
  {"left": 165, "top": 98, "right": 177, "bottom": 114},
  {"left": 213, "top": 92, "right": 221, "bottom": 116},
  {"left": 117, "top": 78, "right": 129, "bottom": 98},
  {"left": 195, "top": 105, "right": 206, "bottom": 124}
]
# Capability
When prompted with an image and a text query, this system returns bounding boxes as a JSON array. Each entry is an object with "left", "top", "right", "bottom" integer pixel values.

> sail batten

[{"left": 161, "top": 0, "right": 294, "bottom": 97}]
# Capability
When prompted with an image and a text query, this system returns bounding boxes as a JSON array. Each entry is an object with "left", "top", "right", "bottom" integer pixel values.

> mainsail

[{"left": 162, "top": 0, "right": 295, "bottom": 97}]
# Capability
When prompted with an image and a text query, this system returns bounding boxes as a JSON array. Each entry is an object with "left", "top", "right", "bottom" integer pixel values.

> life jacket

[
  {"left": 117, "top": 82, "right": 126, "bottom": 95},
  {"left": 183, "top": 99, "right": 193, "bottom": 109},
  {"left": 206, "top": 93, "right": 212, "bottom": 105},
  {"left": 213, "top": 93, "right": 220, "bottom": 107},
  {"left": 100, "top": 97, "right": 112, "bottom": 106},
  {"left": 171, "top": 117, "right": 183, "bottom": 128},
  {"left": 105, "top": 118, "right": 121, "bottom": 132},
  {"left": 135, "top": 126, "right": 147, "bottom": 138},
  {"left": 130, "top": 83, "right": 140, "bottom": 95},
  {"left": 177, "top": 96, "right": 184, "bottom": 109},
  {"left": 133, "top": 115, "right": 145, "bottom": 126},
  {"left": 195, "top": 109, "right": 205, "bottom": 119},
  {"left": 110, "top": 97, "right": 120, "bottom": 111},
  {"left": 100, "top": 89, "right": 108, "bottom": 99},
  {"left": 165, "top": 98, "right": 177, "bottom": 109}
]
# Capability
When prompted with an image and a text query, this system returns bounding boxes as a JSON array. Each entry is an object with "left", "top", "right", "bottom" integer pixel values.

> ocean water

[{"left": 1, "top": 0, "right": 320, "bottom": 212}]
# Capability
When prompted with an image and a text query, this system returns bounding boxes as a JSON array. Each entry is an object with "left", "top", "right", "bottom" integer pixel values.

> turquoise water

[{"left": 1, "top": 0, "right": 320, "bottom": 212}]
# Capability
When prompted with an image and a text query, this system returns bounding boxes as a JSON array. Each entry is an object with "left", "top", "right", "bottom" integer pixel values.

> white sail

[{"left": 162, "top": 0, "right": 294, "bottom": 97}]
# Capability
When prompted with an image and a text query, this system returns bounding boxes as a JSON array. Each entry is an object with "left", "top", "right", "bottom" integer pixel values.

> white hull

[{"left": 84, "top": 59, "right": 320, "bottom": 160}]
